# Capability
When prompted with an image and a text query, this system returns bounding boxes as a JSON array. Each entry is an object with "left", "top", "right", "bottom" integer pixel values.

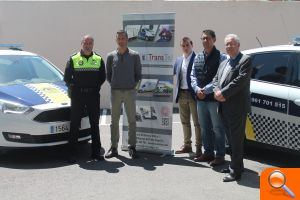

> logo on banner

[{"left": 141, "top": 53, "right": 173, "bottom": 62}]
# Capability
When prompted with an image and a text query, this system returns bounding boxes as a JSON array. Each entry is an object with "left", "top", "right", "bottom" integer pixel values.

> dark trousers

[
  {"left": 221, "top": 108, "right": 246, "bottom": 175},
  {"left": 69, "top": 88, "right": 101, "bottom": 156}
]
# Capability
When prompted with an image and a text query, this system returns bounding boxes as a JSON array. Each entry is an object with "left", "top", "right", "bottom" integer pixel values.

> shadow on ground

[
  {"left": 0, "top": 143, "right": 208, "bottom": 172},
  {"left": 79, "top": 150, "right": 209, "bottom": 172}
]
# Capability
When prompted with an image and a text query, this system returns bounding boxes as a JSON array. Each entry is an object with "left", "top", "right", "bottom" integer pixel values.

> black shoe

[
  {"left": 67, "top": 155, "right": 77, "bottom": 164},
  {"left": 223, "top": 173, "right": 241, "bottom": 182},
  {"left": 105, "top": 147, "right": 118, "bottom": 158},
  {"left": 220, "top": 168, "right": 244, "bottom": 173},
  {"left": 220, "top": 168, "right": 231, "bottom": 173},
  {"left": 91, "top": 153, "right": 104, "bottom": 161},
  {"left": 128, "top": 147, "right": 137, "bottom": 159}
]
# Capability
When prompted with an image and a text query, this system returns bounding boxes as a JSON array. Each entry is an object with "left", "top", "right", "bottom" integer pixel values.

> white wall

[{"left": 1, "top": 0, "right": 300, "bottom": 108}]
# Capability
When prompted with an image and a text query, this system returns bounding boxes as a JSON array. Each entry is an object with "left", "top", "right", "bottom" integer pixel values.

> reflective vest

[{"left": 71, "top": 52, "right": 102, "bottom": 71}]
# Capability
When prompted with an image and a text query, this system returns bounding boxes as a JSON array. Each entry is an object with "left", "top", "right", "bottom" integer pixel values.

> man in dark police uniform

[{"left": 64, "top": 35, "right": 106, "bottom": 163}]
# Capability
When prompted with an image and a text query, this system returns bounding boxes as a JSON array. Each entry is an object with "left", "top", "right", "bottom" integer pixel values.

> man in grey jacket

[{"left": 106, "top": 30, "right": 142, "bottom": 159}]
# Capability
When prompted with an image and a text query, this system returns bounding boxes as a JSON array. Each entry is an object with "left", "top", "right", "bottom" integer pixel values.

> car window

[
  {"left": 250, "top": 52, "right": 293, "bottom": 85},
  {"left": 26, "top": 56, "right": 62, "bottom": 82},
  {"left": 288, "top": 53, "right": 300, "bottom": 87},
  {"left": 0, "top": 55, "right": 63, "bottom": 85}
]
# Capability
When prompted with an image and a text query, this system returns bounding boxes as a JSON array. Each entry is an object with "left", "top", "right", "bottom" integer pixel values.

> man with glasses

[{"left": 191, "top": 30, "right": 227, "bottom": 166}]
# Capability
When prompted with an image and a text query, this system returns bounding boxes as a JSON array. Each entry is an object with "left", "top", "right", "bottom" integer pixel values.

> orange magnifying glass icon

[{"left": 268, "top": 170, "right": 296, "bottom": 198}]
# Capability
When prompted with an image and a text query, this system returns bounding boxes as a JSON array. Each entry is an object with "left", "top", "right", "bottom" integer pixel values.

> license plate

[{"left": 50, "top": 123, "right": 70, "bottom": 134}]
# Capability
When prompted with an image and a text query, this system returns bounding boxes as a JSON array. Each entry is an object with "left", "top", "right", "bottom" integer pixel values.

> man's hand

[
  {"left": 214, "top": 89, "right": 226, "bottom": 102},
  {"left": 196, "top": 89, "right": 206, "bottom": 100}
]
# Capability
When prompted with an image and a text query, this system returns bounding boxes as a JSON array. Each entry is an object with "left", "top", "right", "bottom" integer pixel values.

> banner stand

[{"left": 121, "top": 13, "right": 175, "bottom": 156}]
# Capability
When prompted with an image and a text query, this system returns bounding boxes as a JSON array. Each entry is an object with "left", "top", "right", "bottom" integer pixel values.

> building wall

[{"left": 1, "top": 0, "right": 299, "bottom": 108}]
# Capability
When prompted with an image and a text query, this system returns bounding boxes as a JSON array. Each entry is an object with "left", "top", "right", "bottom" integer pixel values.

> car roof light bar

[
  {"left": 0, "top": 44, "right": 23, "bottom": 51},
  {"left": 291, "top": 36, "right": 300, "bottom": 46}
]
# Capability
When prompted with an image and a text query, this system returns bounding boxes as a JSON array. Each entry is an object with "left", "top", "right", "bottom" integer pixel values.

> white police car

[
  {"left": 243, "top": 42, "right": 300, "bottom": 152},
  {"left": 0, "top": 45, "right": 91, "bottom": 148}
]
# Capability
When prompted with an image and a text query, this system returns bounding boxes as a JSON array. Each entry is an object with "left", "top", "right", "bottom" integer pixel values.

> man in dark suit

[
  {"left": 213, "top": 34, "right": 252, "bottom": 182},
  {"left": 173, "top": 37, "right": 202, "bottom": 156}
]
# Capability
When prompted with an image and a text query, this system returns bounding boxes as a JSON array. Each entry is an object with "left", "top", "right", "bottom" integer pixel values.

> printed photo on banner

[
  {"left": 131, "top": 102, "right": 173, "bottom": 129},
  {"left": 153, "top": 80, "right": 172, "bottom": 96},
  {"left": 125, "top": 24, "right": 174, "bottom": 45},
  {"left": 137, "top": 79, "right": 159, "bottom": 95},
  {"left": 137, "top": 79, "right": 173, "bottom": 97}
]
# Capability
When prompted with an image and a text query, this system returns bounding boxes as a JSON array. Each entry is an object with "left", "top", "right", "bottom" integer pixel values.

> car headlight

[{"left": 0, "top": 100, "right": 33, "bottom": 114}]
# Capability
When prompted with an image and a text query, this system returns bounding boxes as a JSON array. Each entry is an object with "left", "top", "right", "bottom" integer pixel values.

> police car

[
  {"left": 0, "top": 45, "right": 91, "bottom": 148},
  {"left": 243, "top": 41, "right": 300, "bottom": 153}
]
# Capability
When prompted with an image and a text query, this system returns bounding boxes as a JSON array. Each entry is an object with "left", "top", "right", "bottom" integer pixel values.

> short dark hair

[
  {"left": 202, "top": 30, "right": 216, "bottom": 39},
  {"left": 116, "top": 30, "right": 128, "bottom": 38},
  {"left": 180, "top": 37, "right": 193, "bottom": 46}
]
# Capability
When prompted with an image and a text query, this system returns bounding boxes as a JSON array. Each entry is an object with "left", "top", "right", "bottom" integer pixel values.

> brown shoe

[
  {"left": 193, "top": 153, "right": 214, "bottom": 162},
  {"left": 195, "top": 147, "right": 202, "bottom": 157},
  {"left": 175, "top": 144, "right": 192, "bottom": 154},
  {"left": 209, "top": 156, "right": 225, "bottom": 166}
]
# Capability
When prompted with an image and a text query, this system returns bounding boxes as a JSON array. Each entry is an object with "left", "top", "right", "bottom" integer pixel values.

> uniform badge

[
  {"left": 92, "top": 60, "right": 97, "bottom": 65},
  {"left": 78, "top": 60, "right": 84, "bottom": 65}
]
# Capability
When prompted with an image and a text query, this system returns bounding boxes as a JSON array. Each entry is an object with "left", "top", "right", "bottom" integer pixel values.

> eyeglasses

[{"left": 201, "top": 37, "right": 213, "bottom": 41}]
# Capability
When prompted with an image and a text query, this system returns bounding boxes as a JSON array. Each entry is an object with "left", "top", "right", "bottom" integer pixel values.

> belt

[
  {"left": 79, "top": 88, "right": 97, "bottom": 93},
  {"left": 180, "top": 89, "right": 189, "bottom": 91}
]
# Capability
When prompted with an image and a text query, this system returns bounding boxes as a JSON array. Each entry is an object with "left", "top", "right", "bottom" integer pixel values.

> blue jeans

[{"left": 197, "top": 101, "right": 225, "bottom": 157}]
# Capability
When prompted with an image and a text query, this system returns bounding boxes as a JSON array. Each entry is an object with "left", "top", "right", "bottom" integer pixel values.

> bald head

[
  {"left": 81, "top": 35, "right": 94, "bottom": 56},
  {"left": 81, "top": 35, "right": 94, "bottom": 44}
]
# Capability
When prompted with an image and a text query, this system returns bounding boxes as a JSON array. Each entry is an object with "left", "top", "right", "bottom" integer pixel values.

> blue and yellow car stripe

[{"left": 25, "top": 83, "right": 69, "bottom": 104}]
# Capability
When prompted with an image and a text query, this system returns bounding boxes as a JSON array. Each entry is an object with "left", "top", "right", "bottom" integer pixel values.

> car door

[
  {"left": 246, "top": 51, "right": 291, "bottom": 149},
  {"left": 287, "top": 52, "right": 300, "bottom": 151}
]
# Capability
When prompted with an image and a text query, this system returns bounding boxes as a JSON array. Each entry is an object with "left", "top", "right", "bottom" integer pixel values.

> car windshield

[{"left": 0, "top": 55, "right": 63, "bottom": 86}]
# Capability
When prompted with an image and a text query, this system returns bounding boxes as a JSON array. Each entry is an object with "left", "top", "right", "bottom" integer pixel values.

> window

[
  {"left": 251, "top": 51, "right": 297, "bottom": 85},
  {"left": 0, "top": 55, "right": 63, "bottom": 85},
  {"left": 288, "top": 53, "right": 300, "bottom": 87},
  {"left": 26, "top": 56, "right": 63, "bottom": 82}
]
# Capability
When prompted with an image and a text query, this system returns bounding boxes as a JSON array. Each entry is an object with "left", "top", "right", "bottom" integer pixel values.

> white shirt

[{"left": 180, "top": 52, "right": 193, "bottom": 89}]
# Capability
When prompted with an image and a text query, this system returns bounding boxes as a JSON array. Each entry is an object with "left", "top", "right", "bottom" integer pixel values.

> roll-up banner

[{"left": 121, "top": 13, "right": 175, "bottom": 155}]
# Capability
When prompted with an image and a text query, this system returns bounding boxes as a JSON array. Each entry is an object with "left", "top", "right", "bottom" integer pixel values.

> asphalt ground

[{"left": 0, "top": 110, "right": 299, "bottom": 200}]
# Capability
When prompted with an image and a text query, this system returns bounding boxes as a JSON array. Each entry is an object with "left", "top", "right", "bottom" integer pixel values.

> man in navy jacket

[
  {"left": 173, "top": 37, "right": 202, "bottom": 157},
  {"left": 191, "top": 30, "right": 227, "bottom": 166}
]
